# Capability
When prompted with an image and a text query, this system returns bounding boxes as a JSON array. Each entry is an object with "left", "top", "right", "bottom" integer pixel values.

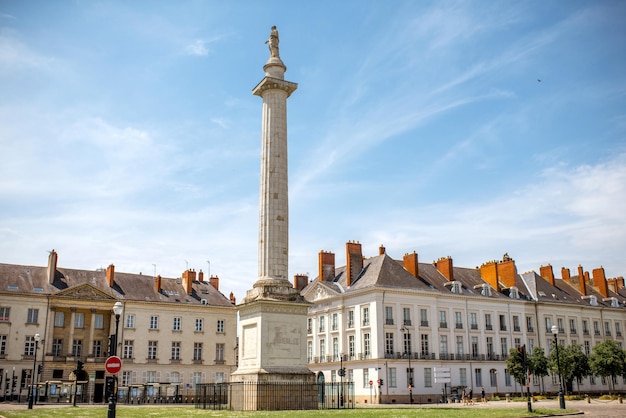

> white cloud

[{"left": 184, "top": 39, "right": 208, "bottom": 56}]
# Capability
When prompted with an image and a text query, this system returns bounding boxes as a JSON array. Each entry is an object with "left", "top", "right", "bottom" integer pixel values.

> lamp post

[
  {"left": 108, "top": 301, "right": 123, "bottom": 418},
  {"left": 400, "top": 326, "right": 413, "bottom": 404},
  {"left": 27, "top": 333, "right": 41, "bottom": 409},
  {"left": 551, "top": 325, "right": 566, "bottom": 409}
]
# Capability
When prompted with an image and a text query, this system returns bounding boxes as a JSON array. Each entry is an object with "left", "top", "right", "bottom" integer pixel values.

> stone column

[{"left": 68, "top": 308, "right": 76, "bottom": 355}]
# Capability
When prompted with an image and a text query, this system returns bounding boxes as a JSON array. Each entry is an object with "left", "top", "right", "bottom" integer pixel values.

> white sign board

[{"left": 434, "top": 367, "right": 451, "bottom": 383}]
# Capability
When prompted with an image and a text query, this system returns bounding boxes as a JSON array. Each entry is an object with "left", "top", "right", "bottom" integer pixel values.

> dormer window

[
  {"left": 481, "top": 284, "right": 492, "bottom": 297},
  {"left": 589, "top": 295, "right": 598, "bottom": 306},
  {"left": 509, "top": 286, "right": 519, "bottom": 300},
  {"left": 445, "top": 281, "right": 462, "bottom": 294}
]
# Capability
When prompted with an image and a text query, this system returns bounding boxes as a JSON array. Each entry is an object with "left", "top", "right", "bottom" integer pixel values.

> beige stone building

[
  {"left": 0, "top": 250, "right": 237, "bottom": 403},
  {"left": 301, "top": 242, "right": 626, "bottom": 404}
]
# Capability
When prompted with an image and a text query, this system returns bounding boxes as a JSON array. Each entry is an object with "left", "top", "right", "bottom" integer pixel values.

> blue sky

[{"left": 1, "top": 1, "right": 625, "bottom": 301}]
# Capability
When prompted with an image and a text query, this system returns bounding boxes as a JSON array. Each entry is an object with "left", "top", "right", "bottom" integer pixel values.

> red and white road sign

[
  {"left": 105, "top": 355, "right": 122, "bottom": 374},
  {"left": 369, "top": 380, "right": 373, "bottom": 386}
]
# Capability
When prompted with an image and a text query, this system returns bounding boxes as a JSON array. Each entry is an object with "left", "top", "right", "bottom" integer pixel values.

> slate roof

[{"left": 0, "top": 262, "right": 234, "bottom": 307}]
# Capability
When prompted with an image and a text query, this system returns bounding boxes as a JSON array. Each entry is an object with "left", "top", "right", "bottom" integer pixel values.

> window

[
  {"left": 94, "top": 313, "right": 104, "bottom": 329},
  {"left": 27, "top": 308, "right": 38, "bottom": 324},
  {"left": 451, "top": 281, "right": 462, "bottom": 294},
  {"left": 363, "top": 333, "right": 371, "bottom": 357},
  {"left": 421, "top": 334, "right": 429, "bottom": 356},
  {"left": 195, "top": 318, "right": 204, "bottom": 332},
  {"left": 594, "top": 321, "right": 600, "bottom": 336},
  {"left": 320, "top": 339, "right": 326, "bottom": 357},
  {"left": 385, "top": 306, "right": 394, "bottom": 325},
  {"left": 332, "top": 313, "right": 338, "bottom": 330},
  {"left": 616, "top": 322, "right": 622, "bottom": 337},
  {"left": 52, "top": 339, "right": 62, "bottom": 356},
  {"left": 456, "top": 336, "right": 464, "bottom": 355},
  {"left": 347, "top": 310, "right": 354, "bottom": 328},
  {"left": 403, "top": 332, "right": 412, "bottom": 356},
  {"left": 439, "top": 311, "right": 447, "bottom": 328},
  {"left": 171, "top": 341, "right": 181, "bottom": 360},
  {"left": 545, "top": 317, "right": 552, "bottom": 333},
  {"left": 149, "top": 316, "right": 158, "bottom": 330},
  {"left": 440, "top": 335, "right": 448, "bottom": 356},
  {"left": 215, "top": 343, "right": 224, "bottom": 363},
  {"left": 500, "top": 338, "right": 508, "bottom": 356},
  {"left": 74, "top": 312, "right": 84, "bottom": 328},
  {"left": 481, "top": 284, "right": 492, "bottom": 297},
  {"left": 348, "top": 335, "right": 355, "bottom": 359},
  {"left": 389, "top": 367, "right": 397, "bottom": 387},
  {"left": 490, "top": 369, "right": 497, "bottom": 387},
  {"left": 424, "top": 368, "right": 432, "bottom": 387},
  {"left": 319, "top": 316, "right": 326, "bottom": 332},
  {"left": 331, "top": 370, "right": 336, "bottom": 382},
  {"left": 470, "top": 313, "right": 478, "bottom": 330},
  {"left": 193, "top": 372, "right": 202, "bottom": 388},
  {"left": 420, "top": 309, "right": 428, "bottom": 326},
  {"left": 486, "top": 337, "right": 493, "bottom": 356},
  {"left": 460, "top": 368, "right": 467, "bottom": 387},
  {"left": 505, "top": 370, "right": 512, "bottom": 386},
  {"left": 475, "top": 368, "right": 483, "bottom": 387},
  {"left": 307, "top": 341, "right": 313, "bottom": 363},
  {"left": 362, "top": 307, "right": 370, "bottom": 326},
  {"left": 217, "top": 319, "right": 224, "bottom": 333},
  {"left": 72, "top": 339, "right": 82, "bottom": 357},
  {"left": 604, "top": 321, "right": 611, "bottom": 336},
  {"left": 125, "top": 314, "right": 135, "bottom": 329},
  {"left": 54, "top": 312, "right": 65, "bottom": 327},
  {"left": 526, "top": 316, "right": 534, "bottom": 332},
  {"left": 148, "top": 341, "right": 158, "bottom": 360},
  {"left": 173, "top": 317, "right": 181, "bottom": 331},
  {"left": 407, "top": 367, "right": 414, "bottom": 386},
  {"left": 193, "top": 342, "right": 203, "bottom": 361},
  {"left": 363, "top": 369, "right": 369, "bottom": 388},
  {"left": 307, "top": 318, "right": 312, "bottom": 334},
  {"left": 514, "top": 338, "right": 521, "bottom": 349},
  {"left": 471, "top": 337, "right": 479, "bottom": 357},
  {"left": 403, "top": 307, "right": 411, "bottom": 326},
  {"left": 122, "top": 371, "right": 131, "bottom": 386},
  {"left": 24, "top": 335, "right": 37, "bottom": 356},
  {"left": 348, "top": 369, "right": 354, "bottom": 383},
  {"left": 485, "top": 314, "right": 492, "bottom": 330},
  {"left": 147, "top": 371, "right": 157, "bottom": 383},
  {"left": 0, "top": 307, "right": 9, "bottom": 322},
  {"left": 0, "top": 335, "right": 7, "bottom": 355},
  {"left": 385, "top": 333, "right": 394, "bottom": 356},
  {"left": 333, "top": 337, "right": 339, "bottom": 360},
  {"left": 509, "top": 286, "right": 519, "bottom": 299},
  {"left": 123, "top": 340, "right": 134, "bottom": 359},
  {"left": 513, "top": 316, "right": 520, "bottom": 332},
  {"left": 499, "top": 314, "right": 506, "bottom": 331},
  {"left": 557, "top": 318, "right": 564, "bottom": 333},
  {"left": 455, "top": 312, "right": 463, "bottom": 329},
  {"left": 92, "top": 340, "right": 102, "bottom": 357},
  {"left": 216, "top": 372, "right": 225, "bottom": 383},
  {"left": 582, "top": 320, "right": 589, "bottom": 335}
]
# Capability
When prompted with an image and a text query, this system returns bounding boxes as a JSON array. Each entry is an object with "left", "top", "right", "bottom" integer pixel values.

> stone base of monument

[{"left": 230, "top": 288, "right": 316, "bottom": 411}]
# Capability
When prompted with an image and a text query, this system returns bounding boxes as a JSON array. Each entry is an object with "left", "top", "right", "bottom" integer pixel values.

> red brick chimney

[
  {"left": 346, "top": 241, "right": 363, "bottom": 287},
  {"left": 499, "top": 254, "right": 517, "bottom": 288},
  {"left": 155, "top": 275, "right": 162, "bottom": 293},
  {"left": 379, "top": 245, "right": 386, "bottom": 255},
  {"left": 182, "top": 269, "right": 195, "bottom": 295},
  {"left": 106, "top": 264, "right": 115, "bottom": 288},
  {"left": 578, "top": 265, "right": 587, "bottom": 296},
  {"left": 209, "top": 275, "right": 219, "bottom": 291},
  {"left": 592, "top": 267, "right": 609, "bottom": 298},
  {"left": 436, "top": 256, "right": 454, "bottom": 281},
  {"left": 293, "top": 274, "right": 308, "bottom": 291},
  {"left": 403, "top": 252, "right": 419, "bottom": 278},
  {"left": 480, "top": 260, "right": 499, "bottom": 291},
  {"left": 561, "top": 267, "right": 571, "bottom": 284},
  {"left": 318, "top": 251, "right": 335, "bottom": 282},
  {"left": 47, "top": 249, "right": 58, "bottom": 284},
  {"left": 198, "top": 270, "right": 204, "bottom": 282},
  {"left": 540, "top": 264, "right": 555, "bottom": 287}
]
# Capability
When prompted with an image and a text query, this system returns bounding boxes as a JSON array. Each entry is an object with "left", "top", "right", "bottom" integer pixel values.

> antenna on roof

[
  {"left": 207, "top": 260, "right": 211, "bottom": 277},
  {"left": 185, "top": 260, "right": 189, "bottom": 270}
]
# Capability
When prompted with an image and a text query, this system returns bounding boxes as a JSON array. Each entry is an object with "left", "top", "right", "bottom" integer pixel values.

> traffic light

[
  {"left": 105, "top": 376, "right": 116, "bottom": 400},
  {"left": 338, "top": 367, "right": 345, "bottom": 377},
  {"left": 77, "top": 360, "right": 84, "bottom": 372},
  {"left": 379, "top": 379, "right": 384, "bottom": 387},
  {"left": 518, "top": 345, "right": 526, "bottom": 363},
  {"left": 37, "top": 364, "right": 43, "bottom": 375}
]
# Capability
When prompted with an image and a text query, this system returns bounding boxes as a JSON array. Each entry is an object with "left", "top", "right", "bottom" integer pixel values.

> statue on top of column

[{"left": 265, "top": 25, "right": 280, "bottom": 59}]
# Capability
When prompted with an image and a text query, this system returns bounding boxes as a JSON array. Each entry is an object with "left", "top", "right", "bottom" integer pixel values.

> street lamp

[
  {"left": 551, "top": 325, "right": 566, "bottom": 409},
  {"left": 27, "top": 333, "right": 41, "bottom": 409},
  {"left": 400, "top": 325, "right": 413, "bottom": 404},
  {"left": 108, "top": 301, "right": 123, "bottom": 418}
]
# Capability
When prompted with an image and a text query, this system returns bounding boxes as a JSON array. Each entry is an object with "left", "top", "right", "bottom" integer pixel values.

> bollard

[
  {"left": 618, "top": 395, "right": 622, "bottom": 404},
  {"left": 506, "top": 394, "right": 510, "bottom": 402},
  {"left": 585, "top": 394, "right": 590, "bottom": 404}
]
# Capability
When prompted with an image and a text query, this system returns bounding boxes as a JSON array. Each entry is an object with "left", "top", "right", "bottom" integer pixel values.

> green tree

[
  {"left": 589, "top": 339, "right": 626, "bottom": 393},
  {"left": 568, "top": 344, "right": 590, "bottom": 394},
  {"left": 548, "top": 341, "right": 574, "bottom": 395},
  {"left": 528, "top": 346, "right": 549, "bottom": 393},
  {"left": 506, "top": 346, "right": 527, "bottom": 395}
]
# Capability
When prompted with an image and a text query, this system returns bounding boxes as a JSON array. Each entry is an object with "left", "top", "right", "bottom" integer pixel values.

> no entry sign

[{"left": 105, "top": 355, "right": 122, "bottom": 374}]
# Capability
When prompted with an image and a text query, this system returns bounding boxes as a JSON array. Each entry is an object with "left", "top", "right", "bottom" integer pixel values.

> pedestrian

[
  {"left": 468, "top": 387, "right": 473, "bottom": 405},
  {"left": 462, "top": 387, "right": 467, "bottom": 405},
  {"left": 481, "top": 387, "right": 486, "bottom": 404}
]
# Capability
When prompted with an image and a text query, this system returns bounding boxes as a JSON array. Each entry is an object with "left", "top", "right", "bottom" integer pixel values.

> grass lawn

[{"left": 0, "top": 406, "right": 575, "bottom": 417}]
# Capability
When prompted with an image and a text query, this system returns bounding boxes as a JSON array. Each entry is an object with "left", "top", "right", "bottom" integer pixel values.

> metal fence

[{"left": 195, "top": 381, "right": 354, "bottom": 411}]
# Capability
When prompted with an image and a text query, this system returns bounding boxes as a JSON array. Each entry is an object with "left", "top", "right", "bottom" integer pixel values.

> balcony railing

[
  {"left": 403, "top": 320, "right": 412, "bottom": 326},
  {"left": 470, "top": 324, "right": 478, "bottom": 330},
  {"left": 385, "top": 319, "right": 394, "bottom": 325},
  {"left": 570, "top": 329, "right": 577, "bottom": 335},
  {"left": 500, "top": 326, "right": 507, "bottom": 331},
  {"left": 455, "top": 323, "right": 463, "bottom": 329},
  {"left": 513, "top": 326, "right": 521, "bottom": 332},
  {"left": 485, "top": 324, "right": 493, "bottom": 331},
  {"left": 420, "top": 320, "right": 429, "bottom": 327},
  {"left": 439, "top": 322, "right": 448, "bottom": 329}
]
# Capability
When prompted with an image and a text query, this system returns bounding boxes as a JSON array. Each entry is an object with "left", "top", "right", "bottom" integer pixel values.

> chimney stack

[
  {"left": 198, "top": 270, "right": 204, "bottom": 282},
  {"left": 182, "top": 269, "right": 195, "bottom": 295},
  {"left": 540, "top": 264, "right": 555, "bottom": 287},
  {"left": 47, "top": 249, "right": 58, "bottom": 284},
  {"left": 318, "top": 251, "right": 336, "bottom": 282},
  {"left": 379, "top": 245, "right": 386, "bottom": 255},
  {"left": 294, "top": 274, "right": 308, "bottom": 291},
  {"left": 578, "top": 265, "right": 587, "bottom": 296},
  {"left": 229, "top": 292, "right": 236, "bottom": 304},
  {"left": 592, "top": 267, "right": 609, "bottom": 298},
  {"left": 499, "top": 254, "right": 517, "bottom": 288},
  {"left": 209, "top": 275, "right": 219, "bottom": 291},
  {"left": 480, "top": 260, "right": 499, "bottom": 291},
  {"left": 346, "top": 241, "right": 363, "bottom": 287},
  {"left": 155, "top": 275, "right": 162, "bottom": 293},
  {"left": 561, "top": 267, "right": 571, "bottom": 284},
  {"left": 106, "top": 264, "right": 115, "bottom": 288},
  {"left": 403, "top": 252, "right": 419, "bottom": 278},
  {"left": 436, "top": 256, "right": 454, "bottom": 281}
]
